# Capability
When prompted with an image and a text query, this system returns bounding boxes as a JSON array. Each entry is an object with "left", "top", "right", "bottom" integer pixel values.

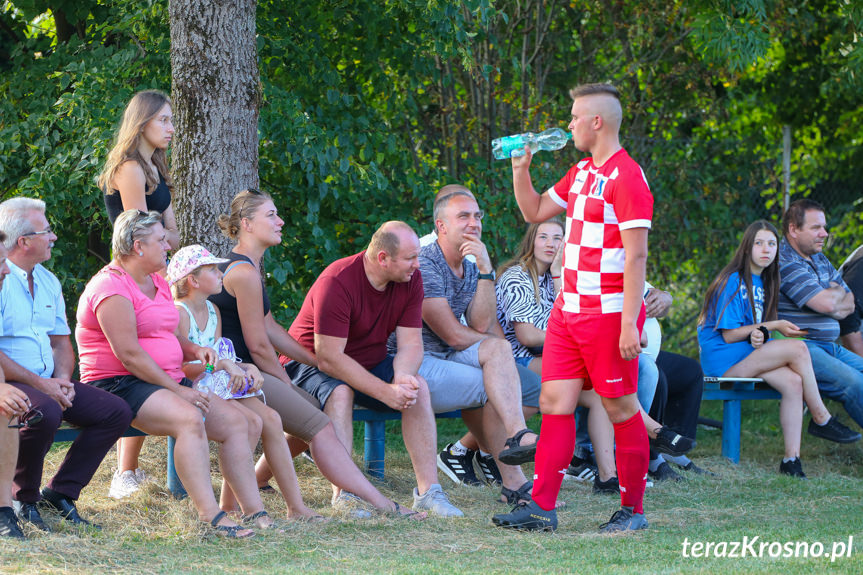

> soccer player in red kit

[{"left": 493, "top": 83, "right": 657, "bottom": 533}]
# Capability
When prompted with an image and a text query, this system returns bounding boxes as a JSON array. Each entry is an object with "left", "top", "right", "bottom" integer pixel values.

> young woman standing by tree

[{"left": 98, "top": 90, "right": 181, "bottom": 499}]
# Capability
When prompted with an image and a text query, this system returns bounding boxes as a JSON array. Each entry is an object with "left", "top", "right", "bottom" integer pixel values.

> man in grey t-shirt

[
  {"left": 416, "top": 184, "right": 542, "bottom": 507},
  {"left": 778, "top": 199, "right": 863, "bottom": 429}
]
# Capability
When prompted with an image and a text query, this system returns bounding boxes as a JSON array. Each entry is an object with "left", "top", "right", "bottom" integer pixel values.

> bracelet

[
  {"left": 749, "top": 325, "right": 770, "bottom": 345},
  {"left": 551, "top": 275, "right": 561, "bottom": 280}
]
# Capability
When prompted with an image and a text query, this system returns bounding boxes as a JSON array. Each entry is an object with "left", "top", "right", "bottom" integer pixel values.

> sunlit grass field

[{"left": 2, "top": 399, "right": 862, "bottom": 574}]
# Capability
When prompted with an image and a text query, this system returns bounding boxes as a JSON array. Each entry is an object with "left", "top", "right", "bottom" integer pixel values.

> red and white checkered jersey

[{"left": 546, "top": 148, "right": 653, "bottom": 315}]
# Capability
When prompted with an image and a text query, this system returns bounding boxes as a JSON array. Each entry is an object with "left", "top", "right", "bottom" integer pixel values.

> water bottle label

[{"left": 498, "top": 135, "right": 526, "bottom": 158}]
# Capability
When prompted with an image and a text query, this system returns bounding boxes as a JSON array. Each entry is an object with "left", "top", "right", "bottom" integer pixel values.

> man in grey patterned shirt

[
  {"left": 778, "top": 198, "right": 863, "bottom": 429},
  {"left": 416, "top": 185, "right": 544, "bottom": 508}
]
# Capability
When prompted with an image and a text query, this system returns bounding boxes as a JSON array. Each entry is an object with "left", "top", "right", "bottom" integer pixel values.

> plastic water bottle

[
  {"left": 492, "top": 128, "right": 572, "bottom": 160},
  {"left": 193, "top": 363, "right": 215, "bottom": 421}
]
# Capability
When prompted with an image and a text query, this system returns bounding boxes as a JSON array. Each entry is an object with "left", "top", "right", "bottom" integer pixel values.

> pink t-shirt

[{"left": 76, "top": 265, "right": 185, "bottom": 382}]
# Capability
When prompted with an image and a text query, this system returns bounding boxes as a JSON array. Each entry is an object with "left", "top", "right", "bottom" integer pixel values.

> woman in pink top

[{"left": 76, "top": 211, "right": 273, "bottom": 537}]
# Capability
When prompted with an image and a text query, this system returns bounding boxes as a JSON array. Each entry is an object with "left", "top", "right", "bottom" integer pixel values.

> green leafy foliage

[{"left": 1, "top": 0, "right": 862, "bottom": 356}]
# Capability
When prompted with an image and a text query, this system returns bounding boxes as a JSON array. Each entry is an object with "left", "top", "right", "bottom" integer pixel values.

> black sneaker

[
  {"left": 564, "top": 455, "right": 597, "bottom": 483},
  {"left": 650, "top": 427, "right": 696, "bottom": 457},
  {"left": 437, "top": 444, "right": 483, "bottom": 486},
  {"left": 12, "top": 500, "right": 50, "bottom": 532},
  {"left": 599, "top": 506, "right": 648, "bottom": 533},
  {"left": 648, "top": 461, "right": 684, "bottom": 482},
  {"left": 779, "top": 457, "right": 807, "bottom": 479},
  {"left": 474, "top": 452, "right": 502, "bottom": 486},
  {"left": 680, "top": 461, "right": 717, "bottom": 477},
  {"left": 491, "top": 500, "right": 557, "bottom": 532},
  {"left": 807, "top": 416, "right": 862, "bottom": 444},
  {"left": 593, "top": 476, "right": 620, "bottom": 494},
  {"left": 0, "top": 507, "right": 25, "bottom": 539}
]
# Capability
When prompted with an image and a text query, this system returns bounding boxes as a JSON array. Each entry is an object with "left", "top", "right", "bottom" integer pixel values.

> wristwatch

[{"left": 478, "top": 271, "right": 495, "bottom": 281}]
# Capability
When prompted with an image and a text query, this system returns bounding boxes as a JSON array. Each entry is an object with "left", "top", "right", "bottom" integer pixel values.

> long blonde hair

[
  {"left": 497, "top": 218, "right": 565, "bottom": 304},
  {"left": 98, "top": 90, "right": 174, "bottom": 195}
]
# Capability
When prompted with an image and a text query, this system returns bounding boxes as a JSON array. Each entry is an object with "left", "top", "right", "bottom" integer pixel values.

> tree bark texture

[{"left": 170, "top": 0, "right": 259, "bottom": 255}]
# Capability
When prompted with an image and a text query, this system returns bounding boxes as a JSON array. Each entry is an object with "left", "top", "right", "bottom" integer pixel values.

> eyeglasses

[
  {"left": 238, "top": 188, "right": 264, "bottom": 218},
  {"left": 7, "top": 407, "right": 43, "bottom": 429},
  {"left": 22, "top": 227, "right": 52, "bottom": 237}
]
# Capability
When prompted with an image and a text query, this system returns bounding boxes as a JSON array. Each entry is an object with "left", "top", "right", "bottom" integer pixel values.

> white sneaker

[
  {"left": 412, "top": 484, "right": 464, "bottom": 517},
  {"left": 331, "top": 491, "right": 373, "bottom": 519},
  {"left": 108, "top": 469, "right": 141, "bottom": 499}
]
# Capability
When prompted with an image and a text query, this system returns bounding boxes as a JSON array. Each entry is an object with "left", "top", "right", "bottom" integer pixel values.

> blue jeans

[
  {"left": 804, "top": 340, "right": 863, "bottom": 429},
  {"left": 637, "top": 353, "right": 659, "bottom": 412}
]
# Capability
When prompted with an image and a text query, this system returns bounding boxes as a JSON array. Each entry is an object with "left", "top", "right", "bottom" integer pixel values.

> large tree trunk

[{"left": 169, "top": 0, "right": 259, "bottom": 255}]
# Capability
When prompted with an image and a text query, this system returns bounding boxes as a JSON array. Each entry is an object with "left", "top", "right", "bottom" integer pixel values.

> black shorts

[{"left": 88, "top": 374, "right": 192, "bottom": 418}]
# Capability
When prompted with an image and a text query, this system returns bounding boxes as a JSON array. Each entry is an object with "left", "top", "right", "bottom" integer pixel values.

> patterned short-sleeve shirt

[
  {"left": 495, "top": 264, "right": 555, "bottom": 358},
  {"left": 777, "top": 239, "right": 849, "bottom": 342},
  {"left": 546, "top": 148, "right": 653, "bottom": 315}
]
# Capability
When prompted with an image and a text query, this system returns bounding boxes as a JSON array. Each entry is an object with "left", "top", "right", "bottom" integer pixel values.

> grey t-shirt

[{"left": 419, "top": 241, "right": 478, "bottom": 354}]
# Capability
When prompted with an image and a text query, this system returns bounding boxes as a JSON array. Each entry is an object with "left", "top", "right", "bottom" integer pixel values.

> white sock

[
  {"left": 648, "top": 454, "right": 666, "bottom": 472},
  {"left": 814, "top": 417, "right": 829, "bottom": 426},
  {"left": 664, "top": 454, "right": 692, "bottom": 467},
  {"left": 449, "top": 441, "right": 468, "bottom": 456},
  {"left": 478, "top": 450, "right": 491, "bottom": 458},
  {"left": 783, "top": 457, "right": 798, "bottom": 463}
]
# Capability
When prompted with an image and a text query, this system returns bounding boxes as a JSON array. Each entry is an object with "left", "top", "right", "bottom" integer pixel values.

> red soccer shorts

[{"left": 541, "top": 306, "right": 646, "bottom": 398}]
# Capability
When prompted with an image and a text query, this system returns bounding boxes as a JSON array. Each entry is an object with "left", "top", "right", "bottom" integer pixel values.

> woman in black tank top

[
  {"left": 211, "top": 189, "right": 423, "bottom": 517},
  {"left": 98, "top": 90, "right": 180, "bottom": 249},
  {"left": 97, "top": 90, "right": 181, "bottom": 498}
]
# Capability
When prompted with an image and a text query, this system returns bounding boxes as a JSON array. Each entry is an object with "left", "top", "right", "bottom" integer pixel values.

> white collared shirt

[{"left": 0, "top": 259, "right": 70, "bottom": 377}]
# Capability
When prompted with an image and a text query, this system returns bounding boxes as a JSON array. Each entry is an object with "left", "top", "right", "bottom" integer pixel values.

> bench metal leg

[
  {"left": 364, "top": 420, "right": 386, "bottom": 480},
  {"left": 166, "top": 436, "right": 187, "bottom": 499},
  {"left": 722, "top": 399, "right": 742, "bottom": 464}
]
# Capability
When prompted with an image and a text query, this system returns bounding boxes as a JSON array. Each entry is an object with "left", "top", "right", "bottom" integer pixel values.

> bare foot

[{"left": 287, "top": 505, "right": 329, "bottom": 523}]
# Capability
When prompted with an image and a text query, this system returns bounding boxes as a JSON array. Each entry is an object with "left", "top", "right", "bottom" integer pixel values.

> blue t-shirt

[{"left": 697, "top": 272, "right": 764, "bottom": 377}]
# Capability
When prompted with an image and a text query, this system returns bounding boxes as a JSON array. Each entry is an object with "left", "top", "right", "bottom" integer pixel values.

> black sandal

[
  {"left": 498, "top": 428, "right": 538, "bottom": 465},
  {"left": 208, "top": 510, "right": 255, "bottom": 539},
  {"left": 242, "top": 509, "right": 280, "bottom": 530},
  {"left": 500, "top": 481, "right": 533, "bottom": 505}
]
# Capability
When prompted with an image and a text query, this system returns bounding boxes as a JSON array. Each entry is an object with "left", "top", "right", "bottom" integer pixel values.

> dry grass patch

[{"left": 2, "top": 406, "right": 863, "bottom": 573}]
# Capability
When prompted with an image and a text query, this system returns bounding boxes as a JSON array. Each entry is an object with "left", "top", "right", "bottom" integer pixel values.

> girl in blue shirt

[{"left": 698, "top": 221, "right": 859, "bottom": 477}]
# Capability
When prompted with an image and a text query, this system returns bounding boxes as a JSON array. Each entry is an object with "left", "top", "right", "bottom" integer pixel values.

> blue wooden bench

[
  {"left": 53, "top": 408, "right": 464, "bottom": 497},
  {"left": 701, "top": 376, "right": 780, "bottom": 463},
  {"left": 355, "top": 408, "right": 462, "bottom": 480}
]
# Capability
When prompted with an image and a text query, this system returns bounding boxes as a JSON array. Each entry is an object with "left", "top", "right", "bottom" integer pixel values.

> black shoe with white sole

[
  {"left": 492, "top": 500, "right": 557, "bottom": 532},
  {"left": 437, "top": 444, "right": 483, "bottom": 486}
]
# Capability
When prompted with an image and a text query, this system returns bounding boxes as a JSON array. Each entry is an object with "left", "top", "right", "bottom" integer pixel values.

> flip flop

[{"left": 207, "top": 510, "right": 255, "bottom": 539}]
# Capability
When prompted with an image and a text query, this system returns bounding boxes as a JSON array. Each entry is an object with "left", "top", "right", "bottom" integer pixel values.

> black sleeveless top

[
  {"left": 209, "top": 252, "right": 271, "bottom": 363},
  {"left": 104, "top": 171, "right": 172, "bottom": 223}
]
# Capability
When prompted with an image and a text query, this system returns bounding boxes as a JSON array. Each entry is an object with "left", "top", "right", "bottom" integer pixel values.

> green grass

[{"left": 3, "top": 400, "right": 863, "bottom": 574}]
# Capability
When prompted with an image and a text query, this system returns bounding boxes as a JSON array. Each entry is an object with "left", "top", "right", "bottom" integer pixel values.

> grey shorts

[{"left": 420, "top": 340, "right": 541, "bottom": 413}]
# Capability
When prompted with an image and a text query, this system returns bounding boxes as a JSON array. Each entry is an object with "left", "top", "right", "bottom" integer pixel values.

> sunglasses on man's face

[{"left": 7, "top": 407, "right": 43, "bottom": 429}]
